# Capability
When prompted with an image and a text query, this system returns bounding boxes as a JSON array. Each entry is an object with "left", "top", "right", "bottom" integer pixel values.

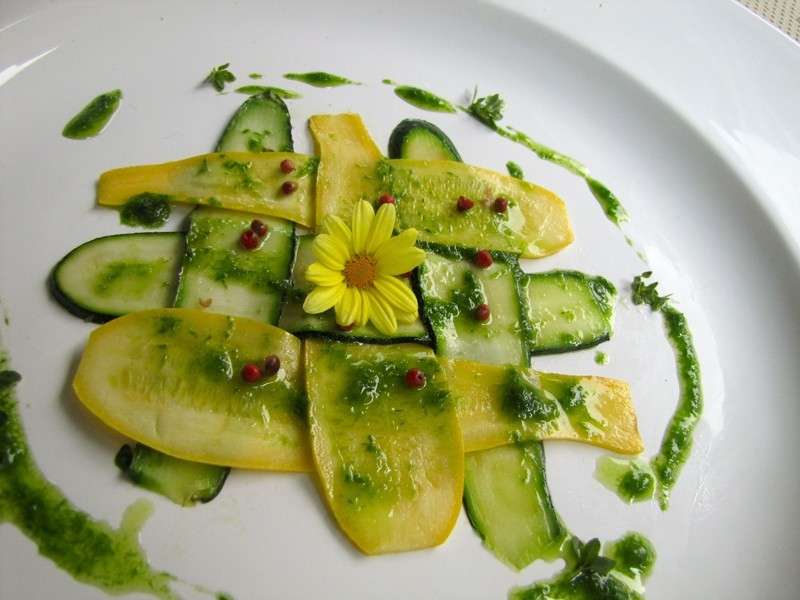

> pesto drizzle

[
  {"left": 0, "top": 359, "right": 177, "bottom": 599},
  {"left": 393, "top": 85, "right": 457, "bottom": 113},
  {"left": 283, "top": 71, "right": 359, "bottom": 87},
  {"left": 632, "top": 271, "right": 703, "bottom": 509},
  {"left": 511, "top": 532, "right": 656, "bottom": 600},
  {"left": 62, "top": 90, "right": 122, "bottom": 140},
  {"left": 467, "top": 92, "right": 627, "bottom": 226}
]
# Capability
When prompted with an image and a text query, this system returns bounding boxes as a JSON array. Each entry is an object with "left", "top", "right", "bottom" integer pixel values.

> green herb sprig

[
  {"left": 204, "top": 63, "right": 236, "bottom": 92},
  {"left": 632, "top": 271, "right": 671, "bottom": 311},
  {"left": 569, "top": 537, "right": 617, "bottom": 576},
  {"left": 467, "top": 90, "right": 505, "bottom": 129}
]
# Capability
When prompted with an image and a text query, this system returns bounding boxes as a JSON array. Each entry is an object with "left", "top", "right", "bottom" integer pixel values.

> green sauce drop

[
  {"left": 594, "top": 457, "right": 655, "bottom": 503},
  {"left": 248, "top": 73, "right": 262, "bottom": 79},
  {"left": 393, "top": 85, "right": 456, "bottom": 113},
  {"left": 607, "top": 532, "right": 657, "bottom": 580},
  {"left": 511, "top": 532, "right": 655, "bottom": 600},
  {"left": 0, "top": 357, "right": 177, "bottom": 599},
  {"left": 594, "top": 351, "right": 609, "bottom": 365},
  {"left": 506, "top": 160, "right": 524, "bottom": 180},
  {"left": 632, "top": 272, "right": 703, "bottom": 509},
  {"left": 120, "top": 193, "right": 171, "bottom": 228},
  {"left": 283, "top": 71, "right": 358, "bottom": 87},
  {"left": 62, "top": 90, "right": 122, "bottom": 140},
  {"left": 382, "top": 78, "right": 396, "bottom": 85},
  {"left": 234, "top": 85, "right": 302, "bottom": 99}
]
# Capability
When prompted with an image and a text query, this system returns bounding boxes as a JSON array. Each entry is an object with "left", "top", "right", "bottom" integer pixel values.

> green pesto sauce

[
  {"left": 651, "top": 305, "right": 702, "bottom": 509},
  {"left": 62, "top": 90, "right": 122, "bottom": 139},
  {"left": 343, "top": 354, "right": 449, "bottom": 416},
  {"left": 536, "top": 374, "right": 604, "bottom": 436},
  {"left": 381, "top": 78, "right": 397, "bottom": 85},
  {"left": 393, "top": 85, "right": 457, "bottom": 113},
  {"left": 234, "top": 85, "right": 302, "bottom": 99},
  {"left": 506, "top": 160, "right": 524, "bottom": 180},
  {"left": 595, "top": 351, "right": 609, "bottom": 365},
  {"left": 467, "top": 101, "right": 628, "bottom": 226},
  {"left": 504, "top": 368, "right": 559, "bottom": 423},
  {"left": 120, "top": 193, "right": 171, "bottom": 228},
  {"left": 594, "top": 457, "right": 655, "bottom": 503},
  {"left": 607, "top": 533, "right": 656, "bottom": 581},
  {"left": 248, "top": 72, "right": 262, "bottom": 79},
  {"left": 511, "top": 533, "right": 655, "bottom": 600},
  {"left": 496, "top": 127, "right": 627, "bottom": 227},
  {"left": 93, "top": 261, "right": 161, "bottom": 297},
  {"left": 283, "top": 71, "right": 358, "bottom": 87},
  {"left": 632, "top": 272, "right": 703, "bottom": 509},
  {"left": 0, "top": 361, "right": 176, "bottom": 599}
]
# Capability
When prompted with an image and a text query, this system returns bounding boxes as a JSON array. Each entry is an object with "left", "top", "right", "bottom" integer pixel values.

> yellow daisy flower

[{"left": 302, "top": 200, "right": 426, "bottom": 334}]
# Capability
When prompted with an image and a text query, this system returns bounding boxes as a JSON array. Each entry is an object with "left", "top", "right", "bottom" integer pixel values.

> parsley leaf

[
  {"left": 569, "top": 536, "right": 618, "bottom": 577},
  {"left": 204, "top": 63, "right": 236, "bottom": 92},
  {"left": 632, "top": 271, "right": 671, "bottom": 311},
  {"left": 467, "top": 90, "right": 505, "bottom": 129}
]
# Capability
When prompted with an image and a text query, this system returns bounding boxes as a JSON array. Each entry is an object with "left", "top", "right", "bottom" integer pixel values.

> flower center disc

[{"left": 343, "top": 255, "right": 378, "bottom": 289}]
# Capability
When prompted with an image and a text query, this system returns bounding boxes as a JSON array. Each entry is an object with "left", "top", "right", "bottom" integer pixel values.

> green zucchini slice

[
  {"left": 388, "top": 118, "right": 462, "bottom": 161},
  {"left": 464, "top": 441, "right": 568, "bottom": 570},
  {"left": 418, "top": 245, "right": 529, "bottom": 366},
  {"left": 173, "top": 207, "right": 294, "bottom": 325},
  {"left": 524, "top": 270, "right": 616, "bottom": 354},
  {"left": 216, "top": 91, "right": 294, "bottom": 153},
  {"left": 50, "top": 232, "right": 184, "bottom": 322},
  {"left": 115, "top": 443, "right": 230, "bottom": 506}
]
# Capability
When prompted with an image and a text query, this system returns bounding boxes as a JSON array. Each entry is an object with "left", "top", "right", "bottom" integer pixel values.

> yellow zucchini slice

[
  {"left": 441, "top": 358, "right": 643, "bottom": 455},
  {"left": 382, "top": 159, "right": 573, "bottom": 258},
  {"left": 305, "top": 339, "right": 464, "bottom": 554},
  {"left": 309, "top": 113, "right": 573, "bottom": 258},
  {"left": 309, "top": 113, "right": 383, "bottom": 227},
  {"left": 73, "top": 308, "right": 311, "bottom": 471},
  {"left": 97, "top": 152, "right": 316, "bottom": 227}
]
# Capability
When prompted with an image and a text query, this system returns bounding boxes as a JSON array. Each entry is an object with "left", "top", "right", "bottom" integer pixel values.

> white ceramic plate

[{"left": 2, "top": 1, "right": 799, "bottom": 598}]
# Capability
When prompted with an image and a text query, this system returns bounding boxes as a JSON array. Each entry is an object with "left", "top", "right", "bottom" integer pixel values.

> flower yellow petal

[
  {"left": 366, "top": 289, "right": 397, "bottom": 335},
  {"left": 373, "top": 275, "right": 418, "bottom": 314},
  {"left": 356, "top": 289, "right": 370, "bottom": 327},
  {"left": 334, "top": 287, "right": 356, "bottom": 326},
  {"left": 321, "top": 214, "right": 352, "bottom": 247},
  {"left": 313, "top": 233, "right": 351, "bottom": 271},
  {"left": 306, "top": 263, "right": 344, "bottom": 287},
  {"left": 376, "top": 245, "right": 427, "bottom": 277},
  {"left": 396, "top": 310, "right": 418, "bottom": 324},
  {"left": 302, "top": 284, "right": 345, "bottom": 314},
  {"left": 346, "top": 288, "right": 363, "bottom": 325},
  {"left": 365, "top": 203, "right": 396, "bottom": 254},
  {"left": 351, "top": 200, "right": 374, "bottom": 255},
  {"left": 373, "top": 227, "right": 418, "bottom": 259}
]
